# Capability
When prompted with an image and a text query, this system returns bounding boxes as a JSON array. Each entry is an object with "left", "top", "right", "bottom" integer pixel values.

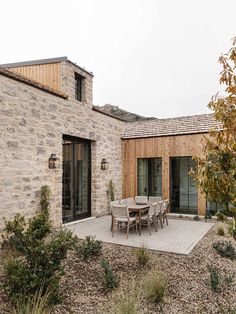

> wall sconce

[
  {"left": 101, "top": 158, "right": 108, "bottom": 170},
  {"left": 49, "top": 154, "right": 59, "bottom": 169}
]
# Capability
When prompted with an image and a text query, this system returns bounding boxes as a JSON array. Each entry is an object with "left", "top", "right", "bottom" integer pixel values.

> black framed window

[
  {"left": 75, "top": 73, "right": 83, "bottom": 101},
  {"left": 137, "top": 158, "right": 162, "bottom": 197}
]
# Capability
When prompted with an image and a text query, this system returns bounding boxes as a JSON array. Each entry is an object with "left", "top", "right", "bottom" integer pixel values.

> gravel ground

[{"left": 0, "top": 221, "right": 236, "bottom": 314}]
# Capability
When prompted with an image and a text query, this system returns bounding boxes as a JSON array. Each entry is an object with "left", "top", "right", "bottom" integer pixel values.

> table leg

[{"left": 139, "top": 210, "right": 141, "bottom": 235}]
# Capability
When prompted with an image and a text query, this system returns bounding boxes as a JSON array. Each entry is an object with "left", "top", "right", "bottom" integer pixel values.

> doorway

[
  {"left": 170, "top": 157, "right": 197, "bottom": 214},
  {"left": 62, "top": 135, "right": 91, "bottom": 223}
]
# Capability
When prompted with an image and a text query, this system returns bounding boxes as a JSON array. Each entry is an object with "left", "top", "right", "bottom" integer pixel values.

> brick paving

[{"left": 67, "top": 216, "right": 214, "bottom": 255}]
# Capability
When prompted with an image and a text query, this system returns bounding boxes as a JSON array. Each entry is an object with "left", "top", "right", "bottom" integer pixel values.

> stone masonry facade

[{"left": 0, "top": 60, "right": 125, "bottom": 230}]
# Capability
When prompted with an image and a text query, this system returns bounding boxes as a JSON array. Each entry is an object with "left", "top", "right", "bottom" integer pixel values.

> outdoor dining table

[{"left": 128, "top": 204, "right": 150, "bottom": 235}]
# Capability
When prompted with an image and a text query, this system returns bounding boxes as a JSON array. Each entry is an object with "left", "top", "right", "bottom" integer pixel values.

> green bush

[
  {"left": 216, "top": 212, "right": 228, "bottom": 223},
  {"left": 228, "top": 220, "right": 236, "bottom": 240},
  {"left": 115, "top": 296, "right": 138, "bottom": 314},
  {"left": 193, "top": 215, "right": 200, "bottom": 221},
  {"left": 136, "top": 246, "right": 149, "bottom": 267},
  {"left": 100, "top": 258, "right": 119, "bottom": 290},
  {"left": 213, "top": 241, "right": 236, "bottom": 260},
  {"left": 217, "top": 224, "right": 225, "bottom": 236},
  {"left": 142, "top": 273, "right": 165, "bottom": 304},
  {"left": 207, "top": 265, "right": 220, "bottom": 292},
  {"left": 76, "top": 235, "right": 102, "bottom": 260},
  {"left": 206, "top": 265, "right": 235, "bottom": 292},
  {"left": 2, "top": 185, "right": 76, "bottom": 305}
]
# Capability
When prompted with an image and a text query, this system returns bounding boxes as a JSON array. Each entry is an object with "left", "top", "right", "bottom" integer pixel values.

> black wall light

[
  {"left": 101, "top": 158, "right": 108, "bottom": 170},
  {"left": 49, "top": 154, "right": 59, "bottom": 169}
]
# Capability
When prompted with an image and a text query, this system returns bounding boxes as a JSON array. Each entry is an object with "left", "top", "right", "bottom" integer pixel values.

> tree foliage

[{"left": 190, "top": 38, "right": 236, "bottom": 235}]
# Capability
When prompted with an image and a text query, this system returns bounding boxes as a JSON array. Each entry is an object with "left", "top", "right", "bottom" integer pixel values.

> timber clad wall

[
  {"left": 122, "top": 135, "right": 207, "bottom": 215},
  {"left": 10, "top": 63, "right": 61, "bottom": 91}
]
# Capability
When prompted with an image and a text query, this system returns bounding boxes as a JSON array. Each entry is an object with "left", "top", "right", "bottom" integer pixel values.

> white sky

[{"left": 0, "top": 0, "right": 235, "bottom": 118}]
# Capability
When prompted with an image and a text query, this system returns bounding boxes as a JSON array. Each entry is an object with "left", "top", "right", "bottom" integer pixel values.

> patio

[{"left": 67, "top": 216, "right": 214, "bottom": 255}]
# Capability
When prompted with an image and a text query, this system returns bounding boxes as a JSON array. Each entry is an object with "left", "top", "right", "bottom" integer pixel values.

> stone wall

[{"left": 0, "top": 65, "right": 125, "bottom": 230}]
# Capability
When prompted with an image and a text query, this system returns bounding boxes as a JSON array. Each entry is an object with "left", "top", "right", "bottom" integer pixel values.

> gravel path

[{"left": 0, "top": 221, "right": 235, "bottom": 314}]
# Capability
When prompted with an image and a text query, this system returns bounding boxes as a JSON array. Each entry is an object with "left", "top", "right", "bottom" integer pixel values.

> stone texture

[{"left": 0, "top": 62, "right": 125, "bottom": 230}]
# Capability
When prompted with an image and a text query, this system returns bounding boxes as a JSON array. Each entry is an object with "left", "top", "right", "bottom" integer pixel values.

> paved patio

[{"left": 67, "top": 216, "right": 214, "bottom": 255}]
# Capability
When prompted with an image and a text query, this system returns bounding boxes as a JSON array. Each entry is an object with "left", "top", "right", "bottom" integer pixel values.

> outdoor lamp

[
  {"left": 101, "top": 158, "right": 108, "bottom": 170},
  {"left": 49, "top": 154, "right": 59, "bottom": 169}
]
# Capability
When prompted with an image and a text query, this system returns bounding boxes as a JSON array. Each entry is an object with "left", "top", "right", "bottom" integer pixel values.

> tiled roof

[
  {"left": 0, "top": 67, "right": 68, "bottom": 99},
  {"left": 122, "top": 113, "right": 222, "bottom": 139}
]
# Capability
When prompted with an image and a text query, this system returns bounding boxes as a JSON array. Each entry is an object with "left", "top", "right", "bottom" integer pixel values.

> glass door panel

[
  {"left": 137, "top": 158, "right": 162, "bottom": 197},
  {"left": 62, "top": 136, "right": 91, "bottom": 223},
  {"left": 170, "top": 157, "right": 197, "bottom": 214}
]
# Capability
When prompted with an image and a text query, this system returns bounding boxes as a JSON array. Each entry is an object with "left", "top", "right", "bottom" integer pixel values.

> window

[
  {"left": 75, "top": 73, "right": 83, "bottom": 101},
  {"left": 137, "top": 158, "right": 162, "bottom": 197}
]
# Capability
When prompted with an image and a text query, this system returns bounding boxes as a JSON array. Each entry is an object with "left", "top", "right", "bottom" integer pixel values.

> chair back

[
  {"left": 112, "top": 205, "right": 128, "bottom": 218},
  {"left": 156, "top": 201, "right": 163, "bottom": 214},
  {"left": 161, "top": 199, "right": 169, "bottom": 212},
  {"left": 135, "top": 196, "right": 148, "bottom": 205},
  {"left": 110, "top": 200, "right": 120, "bottom": 211},
  {"left": 120, "top": 198, "right": 134, "bottom": 205},
  {"left": 149, "top": 196, "right": 162, "bottom": 204},
  {"left": 148, "top": 202, "right": 157, "bottom": 217}
]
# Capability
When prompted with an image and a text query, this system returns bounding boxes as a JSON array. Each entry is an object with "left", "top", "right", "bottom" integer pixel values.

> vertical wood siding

[
  {"left": 10, "top": 63, "right": 61, "bottom": 91},
  {"left": 122, "top": 133, "right": 207, "bottom": 215}
]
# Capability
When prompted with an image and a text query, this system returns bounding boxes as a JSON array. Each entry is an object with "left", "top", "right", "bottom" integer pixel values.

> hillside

[{"left": 94, "top": 104, "right": 155, "bottom": 122}]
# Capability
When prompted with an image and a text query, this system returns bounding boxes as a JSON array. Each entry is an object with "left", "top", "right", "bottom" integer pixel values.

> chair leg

[
  {"left": 135, "top": 219, "right": 137, "bottom": 234},
  {"left": 147, "top": 217, "right": 151, "bottom": 235},
  {"left": 127, "top": 220, "right": 130, "bottom": 239},
  {"left": 166, "top": 215, "right": 168, "bottom": 226},
  {"left": 159, "top": 214, "right": 163, "bottom": 228},
  {"left": 112, "top": 217, "right": 114, "bottom": 237},
  {"left": 154, "top": 217, "right": 158, "bottom": 232}
]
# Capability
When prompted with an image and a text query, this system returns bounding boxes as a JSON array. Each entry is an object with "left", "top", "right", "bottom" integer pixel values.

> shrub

[
  {"left": 216, "top": 212, "right": 228, "bottom": 223},
  {"left": 100, "top": 258, "right": 119, "bottom": 289},
  {"left": 206, "top": 265, "right": 235, "bottom": 292},
  {"left": 228, "top": 220, "right": 236, "bottom": 240},
  {"left": 2, "top": 185, "right": 76, "bottom": 305},
  {"left": 207, "top": 265, "right": 220, "bottom": 292},
  {"left": 142, "top": 273, "right": 165, "bottom": 304},
  {"left": 193, "top": 215, "right": 200, "bottom": 221},
  {"left": 217, "top": 224, "right": 225, "bottom": 236},
  {"left": 213, "top": 241, "right": 236, "bottom": 260},
  {"left": 115, "top": 294, "right": 138, "bottom": 314},
  {"left": 76, "top": 235, "right": 102, "bottom": 260},
  {"left": 136, "top": 246, "right": 149, "bottom": 267}
]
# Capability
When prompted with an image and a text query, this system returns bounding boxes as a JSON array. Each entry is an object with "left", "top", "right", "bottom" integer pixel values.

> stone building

[{"left": 0, "top": 57, "right": 220, "bottom": 230}]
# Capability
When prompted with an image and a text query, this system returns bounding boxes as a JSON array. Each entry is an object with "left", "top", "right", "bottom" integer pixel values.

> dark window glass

[
  {"left": 137, "top": 158, "right": 162, "bottom": 197},
  {"left": 75, "top": 73, "right": 83, "bottom": 101}
]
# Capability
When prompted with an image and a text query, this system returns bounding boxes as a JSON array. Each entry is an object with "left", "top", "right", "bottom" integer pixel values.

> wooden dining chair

[{"left": 111, "top": 205, "right": 137, "bottom": 239}]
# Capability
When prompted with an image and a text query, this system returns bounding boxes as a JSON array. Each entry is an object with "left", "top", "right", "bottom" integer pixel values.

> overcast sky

[{"left": 0, "top": 0, "right": 235, "bottom": 118}]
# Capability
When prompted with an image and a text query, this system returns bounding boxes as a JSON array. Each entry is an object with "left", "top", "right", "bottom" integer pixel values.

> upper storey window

[{"left": 75, "top": 73, "right": 83, "bottom": 101}]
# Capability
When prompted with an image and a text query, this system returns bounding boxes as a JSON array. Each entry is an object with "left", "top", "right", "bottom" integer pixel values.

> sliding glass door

[
  {"left": 62, "top": 136, "right": 91, "bottom": 223},
  {"left": 170, "top": 157, "right": 197, "bottom": 214},
  {"left": 137, "top": 158, "right": 162, "bottom": 197}
]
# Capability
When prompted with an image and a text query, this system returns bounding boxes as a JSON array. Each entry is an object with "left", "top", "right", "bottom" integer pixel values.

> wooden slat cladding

[
  {"left": 122, "top": 134, "right": 207, "bottom": 215},
  {"left": 10, "top": 63, "right": 61, "bottom": 91}
]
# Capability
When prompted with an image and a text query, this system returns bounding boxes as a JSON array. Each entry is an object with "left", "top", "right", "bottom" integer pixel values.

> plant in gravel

[
  {"left": 115, "top": 294, "right": 139, "bottom": 314},
  {"left": 207, "top": 265, "right": 235, "bottom": 292},
  {"left": 193, "top": 215, "right": 200, "bottom": 221},
  {"left": 216, "top": 212, "right": 228, "bottom": 223},
  {"left": 100, "top": 258, "right": 119, "bottom": 290},
  {"left": 213, "top": 240, "right": 236, "bottom": 260},
  {"left": 217, "top": 224, "right": 225, "bottom": 236},
  {"left": 207, "top": 265, "right": 221, "bottom": 292},
  {"left": 13, "top": 288, "right": 52, "bottom": 314},
  {"left": 136, "top": 245, "right": 149, "bottom": 267},
  {"left": 228, "top": 220, "right": 236, "bottom": 240},
  {"left": 142, "top": 272, "right": 165, "bottom": 304},
  {"left": 76, "top": 235, "right": 102, "bottom": 260},
  {"left": 2, "top": 185, "right": 76, "bottom": 305}
]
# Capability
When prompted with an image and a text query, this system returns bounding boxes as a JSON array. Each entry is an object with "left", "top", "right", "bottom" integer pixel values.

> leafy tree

[{"left": 190, "top": 37, "right": 236, "bottom": 238}]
